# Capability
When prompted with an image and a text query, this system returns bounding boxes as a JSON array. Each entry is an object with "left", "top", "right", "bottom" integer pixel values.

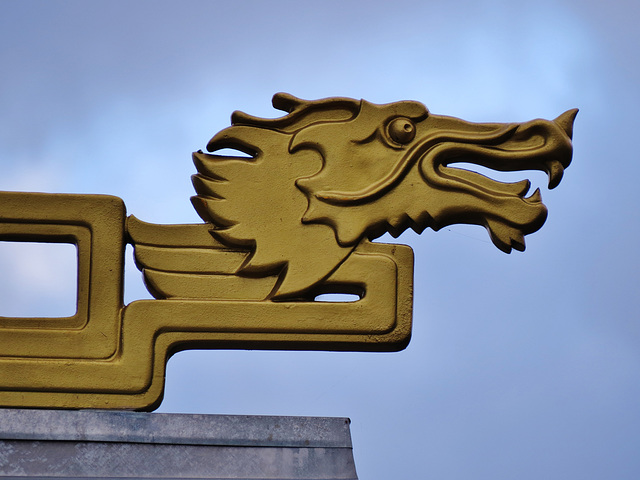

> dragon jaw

[{"left": 297, "top": 104, "right": 576, "bottom": 253}]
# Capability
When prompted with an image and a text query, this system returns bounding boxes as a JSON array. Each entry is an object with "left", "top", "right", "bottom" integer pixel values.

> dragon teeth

[{"left": 526, "top": 188, "right": 542, "bottom": 203}]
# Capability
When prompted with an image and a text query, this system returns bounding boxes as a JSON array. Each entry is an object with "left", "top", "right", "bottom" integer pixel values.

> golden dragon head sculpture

[
  {"left": 192, "top": 93, "right": 576, "bottom": 298},
  {"left": 0, "top": 93, "right": 576, "bottom": 410}
]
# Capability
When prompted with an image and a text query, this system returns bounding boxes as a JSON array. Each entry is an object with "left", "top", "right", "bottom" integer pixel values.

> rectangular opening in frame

[{"left": 0, "top": 241, "right": 78, "bottom": 318}]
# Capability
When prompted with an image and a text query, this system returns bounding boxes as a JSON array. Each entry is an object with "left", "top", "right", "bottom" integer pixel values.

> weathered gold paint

[{"left": 0, "top": 94, "right": 576, "bottom": 410}]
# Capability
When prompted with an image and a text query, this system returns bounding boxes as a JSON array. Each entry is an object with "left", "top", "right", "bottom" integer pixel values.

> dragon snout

[
  {"left": 419, "top": 109, "right": 576, "bottom": 194},
  {"left": 411, "top": 109, "right": 576, "bottom": 252},
  {"left": 554, "top": 108, "right": 578, "bottom": 141},
  {"left": 507, "top": 109, "right": 577, "bottom": 188},
  {"left": 548, "top": 109, "right": 578, "bottom": 186}
]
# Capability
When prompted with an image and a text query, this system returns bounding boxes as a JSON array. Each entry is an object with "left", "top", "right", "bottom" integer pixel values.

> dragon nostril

[{"left": 388, "top": 117, "right": 416, "bottom": 144}]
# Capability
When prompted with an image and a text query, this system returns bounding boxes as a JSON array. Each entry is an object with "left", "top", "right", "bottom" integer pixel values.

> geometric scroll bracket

[{"left": 0, "top": 191, "right": 412, "bottom": 410}]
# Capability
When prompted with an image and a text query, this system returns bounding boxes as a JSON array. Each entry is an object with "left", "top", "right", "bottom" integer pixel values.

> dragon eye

[{"left": 387, "top": 117, "right": 416, "bottom": 144}]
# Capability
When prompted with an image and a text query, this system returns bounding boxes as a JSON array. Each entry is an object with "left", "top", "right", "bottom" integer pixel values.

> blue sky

[{"left": 1, "top": 1, "right": 638, "bottom": 479}]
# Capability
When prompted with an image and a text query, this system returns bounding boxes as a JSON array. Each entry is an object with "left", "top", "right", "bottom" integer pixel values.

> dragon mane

[{"left": 191, "top": 93, "right": 366, "bottom": 298}]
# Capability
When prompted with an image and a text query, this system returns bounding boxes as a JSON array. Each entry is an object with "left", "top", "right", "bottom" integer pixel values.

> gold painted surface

[{"left": 0, "top": 94, "right": 575, "bottom": 410}]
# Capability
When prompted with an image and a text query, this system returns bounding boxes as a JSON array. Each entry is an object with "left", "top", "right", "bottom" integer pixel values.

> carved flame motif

[{"left": 191, "top": 93, "right": 575, "bottom": 298}]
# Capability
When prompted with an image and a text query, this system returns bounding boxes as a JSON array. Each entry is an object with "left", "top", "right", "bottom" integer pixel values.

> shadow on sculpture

[{"left": 0, "top": 93, "right": 576, "bottom": 410}]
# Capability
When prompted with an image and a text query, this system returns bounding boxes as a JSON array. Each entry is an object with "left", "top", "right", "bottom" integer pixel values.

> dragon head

[{"left": 192, "top": 93, "right": 575, "bottom": 297}]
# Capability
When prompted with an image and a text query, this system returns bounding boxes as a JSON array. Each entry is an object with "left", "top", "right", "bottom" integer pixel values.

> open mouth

[
  {"left": 417, "top": 109, "right": 576, "bottom": 252},
  {"left": 427, "top": 109, "right": 575, "bottom": 192}
]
